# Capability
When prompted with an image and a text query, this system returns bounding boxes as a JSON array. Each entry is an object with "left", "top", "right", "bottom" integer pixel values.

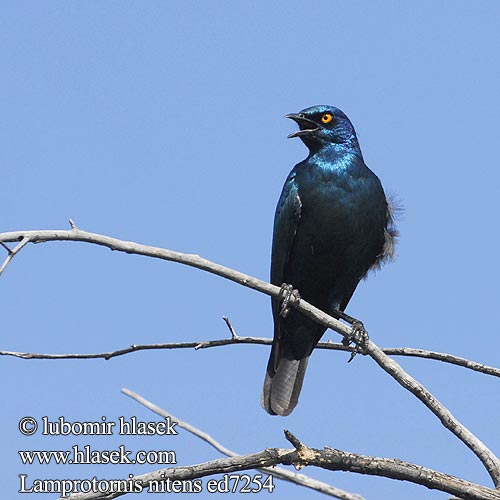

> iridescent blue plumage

[{"left": 262, "top": 105, "right": 397, "bottom": 416}]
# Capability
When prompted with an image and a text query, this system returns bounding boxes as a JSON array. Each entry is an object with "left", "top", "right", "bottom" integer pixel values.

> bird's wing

[{"left": 270, "top": 173, "right": 302, "bottom": 315}]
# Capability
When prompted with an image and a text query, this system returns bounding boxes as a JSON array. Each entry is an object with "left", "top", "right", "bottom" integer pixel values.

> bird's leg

[
  {"left": 333, "top": 309, "right": 369, "bottom": 361},
  {"left": 279, "top": 283, "right": 301, "bottom": 318}
]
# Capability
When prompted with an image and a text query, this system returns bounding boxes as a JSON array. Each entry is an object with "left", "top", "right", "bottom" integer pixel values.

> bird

[{"left": 261, "top": 105, "right": 397, "bottom": 416}]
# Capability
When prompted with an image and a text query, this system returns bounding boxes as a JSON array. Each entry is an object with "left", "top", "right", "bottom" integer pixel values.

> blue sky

[{"left": 2, "top": 1, "right": 500, "bottom": 499}]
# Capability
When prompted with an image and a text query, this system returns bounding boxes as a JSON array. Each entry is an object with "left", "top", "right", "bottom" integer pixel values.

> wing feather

[{"left": 270, "top": 173, "right": 302, "bottom": 293}]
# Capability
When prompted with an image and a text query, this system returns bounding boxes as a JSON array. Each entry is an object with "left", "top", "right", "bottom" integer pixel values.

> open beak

[{"left": 285, "top": 113, "right": 320, "bottom": 138}]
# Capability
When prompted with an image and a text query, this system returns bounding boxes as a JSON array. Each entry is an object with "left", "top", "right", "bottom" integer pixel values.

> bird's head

[{"left": 286, "top": 105, "right": 359, "bottom": 152}]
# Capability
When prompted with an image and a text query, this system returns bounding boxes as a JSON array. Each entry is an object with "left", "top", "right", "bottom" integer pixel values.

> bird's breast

[{"left": 288, "top": 163, "right": 387, "bottom": 287}]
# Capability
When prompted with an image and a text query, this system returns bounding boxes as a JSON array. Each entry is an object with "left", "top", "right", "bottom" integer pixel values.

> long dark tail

[{"left": 261, "top": 342, "right": 309, "bottom": 416}]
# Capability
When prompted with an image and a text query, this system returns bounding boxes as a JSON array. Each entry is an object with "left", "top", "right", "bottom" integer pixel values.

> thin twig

[
  {"left": 382, "top": 347, "right": 500, "bottom": 378},
  {"left": 1, "top": 227, "right": 499, "bottom": 486},
  {"left": 0, "top": 236, "right": 29, "bottom": 276},
  {"left": 284, "top": 429, "right": 305, "bottom": 450},
  {"left": 1, "top": 337, "right": 499, "bottom": 379},
  {"left": 222, "top": 316, "right": 238, "bottom": 339},
  {"left": 0, "top": 337, "right": 272, "bottom": 360},
  {"left": 122, "top": 388, "right": 361, "bottom": 500}
]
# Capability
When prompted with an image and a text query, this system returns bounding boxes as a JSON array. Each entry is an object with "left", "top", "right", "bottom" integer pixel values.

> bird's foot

[
  {"left": 279, "top": 283, "right": 301, "bottom": 318},
  {"left": 342, "top": 320, "right": 369, "bottom": 362}
]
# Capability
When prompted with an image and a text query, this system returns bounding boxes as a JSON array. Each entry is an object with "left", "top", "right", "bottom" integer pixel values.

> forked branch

[
  {"left": 122, "top": 388, "right": 363, "bottom": 500},
  {"left": 1, "top": 334, "right": 499, "bottom": 379},
  {"left": 1, "top": 226, "right": 499, "bottom": 487},
  {"left": 62, "top": 438, "right": 500, "bottom": 500}
]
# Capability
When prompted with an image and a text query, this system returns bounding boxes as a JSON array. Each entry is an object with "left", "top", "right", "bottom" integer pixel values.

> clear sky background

[{"left": 2, "top": 2, "right": 500, "bottom": 499}]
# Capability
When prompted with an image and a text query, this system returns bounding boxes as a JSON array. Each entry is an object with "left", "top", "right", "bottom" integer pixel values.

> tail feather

[{"left": 261, "top": 356, "right": 309, "bottom": 416}]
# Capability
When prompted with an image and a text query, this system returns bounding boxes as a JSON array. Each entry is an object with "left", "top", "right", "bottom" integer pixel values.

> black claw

[
  {"left": 279, "top": 283, "right": 300, "bottom": 318},
  {"left": 342, "top": 320, "right": 369, "bottom": 362}
]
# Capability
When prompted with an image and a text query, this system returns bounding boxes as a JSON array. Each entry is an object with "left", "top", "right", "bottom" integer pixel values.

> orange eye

[{"left": 321, "top": 113, "right": 333, "bottom": 124}]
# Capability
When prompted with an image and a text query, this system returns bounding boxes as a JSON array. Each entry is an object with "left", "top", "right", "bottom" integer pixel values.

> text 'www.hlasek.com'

[{"left": 18, "top": 416, "right": 275, "bottom": 495}]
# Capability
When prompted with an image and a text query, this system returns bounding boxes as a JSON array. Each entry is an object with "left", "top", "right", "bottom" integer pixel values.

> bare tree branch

[
  {"left": 0, "top": 338, "right": 270, "bottom": 360},
  {"left": 367, "top": 343, "right": 500, "bottom": 486},
  {"left": 1, "top": 226, "right": 499, "bottom": 486},
  {"left": 62, "top": 440, "right": 500, "bottom": 500},
  {"left": 122, "top": 388, "right": 362, "bottom": 500},
  {"left": 2, "top": 333, "right": 499, "bottom": 379},
  {"left": 382, "top": 347, "right": 500, "bottom": 378}
]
